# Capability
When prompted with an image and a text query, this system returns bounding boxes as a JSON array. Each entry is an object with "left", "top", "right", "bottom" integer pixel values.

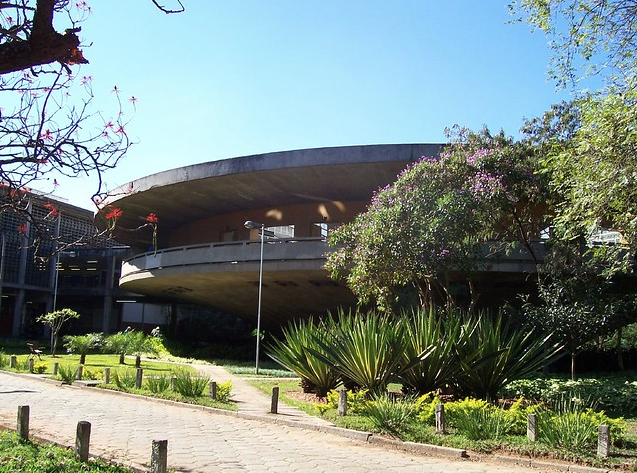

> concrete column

[
  {"left": 527, "top": 414, "right": 537, "bottom": 442},
  {"left": 17, "top": 405, "right": 29, "bottom": 440},
  {"left": 435, "top": 404, "right": 445, "bottom": 434},
  {"left": 150, "top": 439, "right": 168, "bottom": 473},
  {"left": 338, "top": 389, "right": 347, "bottom": 417},
  {"left": 598, "top": 425, "right": 610, "bottom": 457},
  {"left": 271, "top": 386, "right": 279, "bottom": 414},
  {"left": 75, "top": 421, "right": 91, "bottom": 462}
]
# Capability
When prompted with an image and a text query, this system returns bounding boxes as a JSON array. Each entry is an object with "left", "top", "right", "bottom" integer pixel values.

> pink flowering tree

[
  {"left": 326, "top": 127, "right": 550, "bottom": 312},
  {"left": 0, "top": 1, "right": 181, "bottom": 257}
]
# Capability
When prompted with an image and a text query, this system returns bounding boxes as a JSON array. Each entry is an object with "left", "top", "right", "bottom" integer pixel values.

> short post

[
  {"left": 75, "top": 421, "right": 91, "bottom": 462},
  {"left": 338, "top": 389, "right": 347, "bottom": 417},
  {"left": 527, "top": 413, "right": 537, "bottom": 442},
  {"left": 435, "top": 404, "right": 445, "bottom": 434},
  {"left": 209, "top": 381, "right": 217, "bottom": 400},
  {"left": 598, "top": 425, "right": 610, "bottom": 458},
  {"left": 10, "top": 355, "right": 16, "bottom": 368},
  {"left": 170, "top": 377, "right": 175, "bottom": 391},
  {"left": 135, "top": 368, "right": 143, "bottom": 389},
  {"left": 28, "top": 358, "right": 34, "bottom": 373},
  {"left": 76, "top": 365, "right": 83, "bottom": 381},
  {"left": 270, "top": 386, "right": 279, "bottom": 414},
  {"left": 150, "top": 439, "right": 168, "bottom": 473},
  {"left": 53, "top": 362, "right": 59, "bottom": 376},
  {"left": 17, "top": 405, "right": 29, "bottom": 440},
  {"left": 104, "top": 367, "right": 110, "bottom": 384}
]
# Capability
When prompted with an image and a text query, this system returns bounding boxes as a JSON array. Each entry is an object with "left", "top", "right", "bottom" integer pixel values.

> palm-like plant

[
  {"left": 454, "top": 310, "right": 563, "bottom": 400},
  {"left": 266, "top": 317, "right": 340, "bottom": 397},
  {"left": 312, "top": 310, "right": 411, "bottom": 396},
  {"left": 399, "top": 306, "right": 467, "bottom": 394},
  {"left": 63, "top": 333, "right": 103, "bottom": 365}
]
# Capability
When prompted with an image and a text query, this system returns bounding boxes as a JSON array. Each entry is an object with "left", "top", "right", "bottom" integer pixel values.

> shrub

[
  {"left": 363, "top": 394, "right": 416, "bottom": 434},
  {"left": 0, "top": 352, "right": 8, "bottom": 369},
  {"left": 326, "top": 388, "right": 371, "bottom": 414},
  {"left": 415, "top": 391, "right": 444, "bottom": 424},
  {"left": 214, "top": 380, "right": 232, "bottom": 402},
  {"left": 266, "top": 317, "right": 340, "bottom": 397},
  {"left": 112, "top": 369, "right": 137, "bottom": 389},
  {"left": 145, "top": 374, "right": 171, "bottom": 393},
  {"left": 32, "top": 362, "right": 48, "bottom": 374},
  {"left": 64, "top": 333, "right": 103, "bottom": 365},
  {"left": 172, "top": 369, "right": 209, "bottom": 397},
  {"left": 452, "top": 404, "right": 514, "bottom": 441},
  {"left": 57, "top": 365, "right": 76, "bottom": 385}
]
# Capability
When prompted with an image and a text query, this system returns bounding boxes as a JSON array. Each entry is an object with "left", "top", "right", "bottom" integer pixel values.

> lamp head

[{"left": 244, "top": 220, "right": 263, "bottom": 229}]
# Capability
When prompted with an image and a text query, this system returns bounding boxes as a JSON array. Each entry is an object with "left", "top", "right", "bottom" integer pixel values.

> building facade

[
  {"left": 0, "top": 192, "right": 134, "bottom": 338},
  {"left": 95, "top": 144, "right": 544, "bottom": 329}
]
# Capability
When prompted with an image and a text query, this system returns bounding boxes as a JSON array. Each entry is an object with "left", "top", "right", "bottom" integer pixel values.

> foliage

[
  {"left": 502, "top": 375, "right": 637, "bottom": 417},
  {"left": 266, "top": 317, "right": 340, "bottom": 396},
  {"left": 63, "top": 332, "right": 103, "bottom": 365},
  {"left": 214, "top": 380, "right": 233, "bottom": 402},
  {"left": 32, "top": 361, "right": 48, "bottom": 374},
  {"left": 145, "top": 374, "right": 171, "bottom": 394},
  {"left": 540, "top": 88, "right": 637, "bottom": 246},
  {"left": 326, "top": 127, "right": 548, "bottom": 311},
  {"left": 326, "top": 388, "right": 371, "bottom": 414},
  {"left": 56, "top": 364, "right": 76, "bottom": 384},
  {"left": 453, "top": 310, "right": 563, "bottom": 399},
  {"left": 399, "top": 306, "right": 470, "bottom": 394},
  {"left": 0, "top": 429, "right": 135, "bottom": 473},
  {"left": 415, "top": 391, "right": 444, "bottom": 424},
  {"left": 103, "top": 330, "right": 157, "bottom": 365},
  {"left": 510, "top": 0, "right": 637, "bottom": 88},
  {"left": 311, "top": 310, "right": 410, "bottom": 395},
  {"left": 172, "top": 368, "right": 210, "bottom": 397},
  {"left": 36, "top": 308, "right": 80, "bottom": 356},
  {"left": 452, "top": 404, "right": 514, "bottom": 441},
  {"left": 112, "top": 368, "right": 137, "bottom": 389},
  {"left": 363, "top": 393, "right": 416, "bottom": 434},
  {"left": 536, "top": 397, "right": 614, "bottom": 454}
]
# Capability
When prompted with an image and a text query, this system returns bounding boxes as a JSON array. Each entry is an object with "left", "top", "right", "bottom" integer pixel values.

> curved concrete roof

[{"left": 96, "top": 144, "right": 442, "bottom": 247}]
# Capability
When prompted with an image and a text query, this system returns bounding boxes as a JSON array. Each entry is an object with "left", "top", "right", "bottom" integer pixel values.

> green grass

[{"left": 0, "top": 428, "right": 136, "bottom": 472}]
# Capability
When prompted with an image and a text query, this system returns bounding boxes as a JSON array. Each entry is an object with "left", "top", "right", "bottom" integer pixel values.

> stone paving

[{"left": 0, "top": 368, "right": 585, "bottom": 473}]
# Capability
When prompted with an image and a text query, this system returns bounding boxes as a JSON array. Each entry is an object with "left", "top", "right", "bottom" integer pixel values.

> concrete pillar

[
  {"left": 75, "top": 421, "right": 91, "bottom": 462},
  {"left": 527, "top": 413, "right": 537, "bottom": 442},
  {"left": 150, "top": 439, "right": 168, "bottom": 473},
  {"left": 17, "top": 405, "right": 29, "bottom": 440},
  {"left": 435, "top": 404, "right": 445, "bottom": 434},
  {"left": 598, "top": 425, "right": 610, "bottom": 457},
  {"left": 338, "top": 389, "right": 347, "bottom": 417},
  {"left": 136, "top": 368, "right": 143, "bottom": 389},
  {"left": 271, "top": 386, "right": 279, "bottom": 414},
  {"left": 209, "top": 381, "right": 217, "bottom": 400}
]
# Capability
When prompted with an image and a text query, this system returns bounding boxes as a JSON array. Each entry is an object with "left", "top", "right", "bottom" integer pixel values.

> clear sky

[{"left": 49, "top": 1, "right": 572, "bottom": 209}]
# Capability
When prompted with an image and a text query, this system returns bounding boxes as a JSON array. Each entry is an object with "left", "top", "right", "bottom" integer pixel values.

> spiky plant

[{"left": 266, "top": 317, "right": 340, "bottom": 397}]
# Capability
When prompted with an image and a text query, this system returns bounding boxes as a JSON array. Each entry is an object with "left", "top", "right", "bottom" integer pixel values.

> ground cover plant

[{"left": 0, "top": 428, "right": 135, "bottom": 473}]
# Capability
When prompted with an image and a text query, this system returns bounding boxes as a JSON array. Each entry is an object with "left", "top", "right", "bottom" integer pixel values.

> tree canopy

[
  {"left": 326, "top": 128, "right": 551, "bottom": 312},
  {"left": 510, "top": 0, "right": 637, "bottom": 89}
]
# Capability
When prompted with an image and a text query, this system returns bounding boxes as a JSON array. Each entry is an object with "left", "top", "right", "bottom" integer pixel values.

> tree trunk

[
  {"left": 80, "top": 353, "right": 86, "bottom": 365},
  {"left": 119, "top": 353, "right": 125, "bottom": 364},
  {"left": 571, "top": 352, "right": 577, "bottom": 381}
]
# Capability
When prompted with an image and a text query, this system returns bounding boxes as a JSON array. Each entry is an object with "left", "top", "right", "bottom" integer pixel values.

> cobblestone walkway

[{"left": 0, "top": 370, "right": 574, "bottom": 473}]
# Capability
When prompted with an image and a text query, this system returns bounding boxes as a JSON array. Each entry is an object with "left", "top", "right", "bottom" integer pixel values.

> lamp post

[{"left": 244, "top": 220, "right": 265, "bottom": 375}]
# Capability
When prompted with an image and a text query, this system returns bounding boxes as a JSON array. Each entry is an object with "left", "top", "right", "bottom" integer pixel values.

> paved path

[{"left": 0, "top": 369, "right": 574, "bottom": 473}]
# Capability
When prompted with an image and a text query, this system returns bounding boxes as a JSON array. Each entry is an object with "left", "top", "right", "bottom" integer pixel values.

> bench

[{"left": 27, "top": 342, "right": 44, "bottom": 360}]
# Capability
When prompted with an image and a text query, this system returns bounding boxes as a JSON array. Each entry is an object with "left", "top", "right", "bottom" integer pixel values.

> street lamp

[{"left": 244, "top": 220, "right": 265, "bottom": 375}]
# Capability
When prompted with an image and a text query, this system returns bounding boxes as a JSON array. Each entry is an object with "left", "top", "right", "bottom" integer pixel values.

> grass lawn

[{"left": 0, "top": 428, "right": 136, "bottom": 472}]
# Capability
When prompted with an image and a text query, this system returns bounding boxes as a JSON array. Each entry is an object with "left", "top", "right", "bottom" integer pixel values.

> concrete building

[
  {"left": 0, "top": 192, "right": 133, "bottom": 338},
  {"left": 95, "top": 144, "right": 543, "bottom": 330}
]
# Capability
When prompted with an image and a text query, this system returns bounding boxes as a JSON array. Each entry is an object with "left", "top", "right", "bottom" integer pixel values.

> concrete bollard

[
  {"left": 135, "top": 368, "right": 143, "bottom": 389},
  {"left": 28, "top": 358, "right": 34, "bottom": 373},
  {"left": 338, "top": 389, "right": 347, "bottom": 417},
  {"left": 170, "top": 377, "right": 175, "bottom": 391},
  {"left": 75, "top": 421, "right": 91, "bottom": 462},
  {"left": 53, "top": 362, "right": 59, "bottom": 376},
  {"left": 17, "top": 405, "right": 29, "bottom": 440},
  {"left": 104, "top": 367, "right": 110, "bottom": 384},
  {"left": 435, "top": 404, "right": 445, "bottom": 434},
  {"left": 598, "top": 425, "right": 610, "bottom": 457},
  {"left": 10, "top": 355, "right": 16, "bottom": 368},
  {"left": 271, "top": 386, "right": 279, "bottom": 414},
  {"left": 527, "top": 413, "right": 537, "bottom": 442},
  {"left": 209, "top": 381, "right": 217, "bottom": 400},
  {"left": 150, "top": 439, "right": 168, "bottom": 473},
  {"left": 76, "top": 365, "right": 83, "bottom": 381}
]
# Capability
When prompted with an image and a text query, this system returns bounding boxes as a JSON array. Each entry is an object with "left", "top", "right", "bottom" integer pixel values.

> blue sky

[{"left": 50, "top": 1, "right": 572, "bottom": 208}]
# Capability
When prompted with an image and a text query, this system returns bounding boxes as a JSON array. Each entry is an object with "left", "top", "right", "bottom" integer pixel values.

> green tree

[
  {"left": 326, "top": 128, "right": 549, "bottom": 311},
  {"left": 37, "top": 308, "right": 80, "bottom": 356},
  {"left": 63, "top": 332, "right": 103, "bottom": 365},
  {"left": 510, "top": 0, "right": 637, "bottom": 88}
]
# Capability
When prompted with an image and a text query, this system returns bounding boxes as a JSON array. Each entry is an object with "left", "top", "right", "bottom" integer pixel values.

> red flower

[
  {"left": 146, "top": 213, "right": 158, "bottom": 224},
  {"left": 17, "top": 223, "right": 28, "bottom": 234},
  {"left": 105, "top": 207, "right": 123, "bottom": 221},
  {"left": 44, "top": 202, "right": 60, "bottom": 217}
]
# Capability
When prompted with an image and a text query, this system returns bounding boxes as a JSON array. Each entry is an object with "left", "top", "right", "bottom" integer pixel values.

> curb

[{"left": 0, "top": 370, "right": 621, "bottom": 472}]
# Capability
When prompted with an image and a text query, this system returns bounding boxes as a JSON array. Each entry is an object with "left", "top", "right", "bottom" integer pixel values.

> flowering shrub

[{"left": 326, "top": 389, "right": 371, "bottom": 414}]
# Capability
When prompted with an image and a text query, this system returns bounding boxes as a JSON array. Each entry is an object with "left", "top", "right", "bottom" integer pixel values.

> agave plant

[
  {"left": 266, "top": 317, "right": 340, "bottom": 397},
  {"left": 399, "top": 306, "right": 467, "bottom": 394},
  {"left": 454, "top": 310, "right": 563, "bottom": 400},
  {"left": 312, "top": 309, "right": 413, "bottom": 396}
]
